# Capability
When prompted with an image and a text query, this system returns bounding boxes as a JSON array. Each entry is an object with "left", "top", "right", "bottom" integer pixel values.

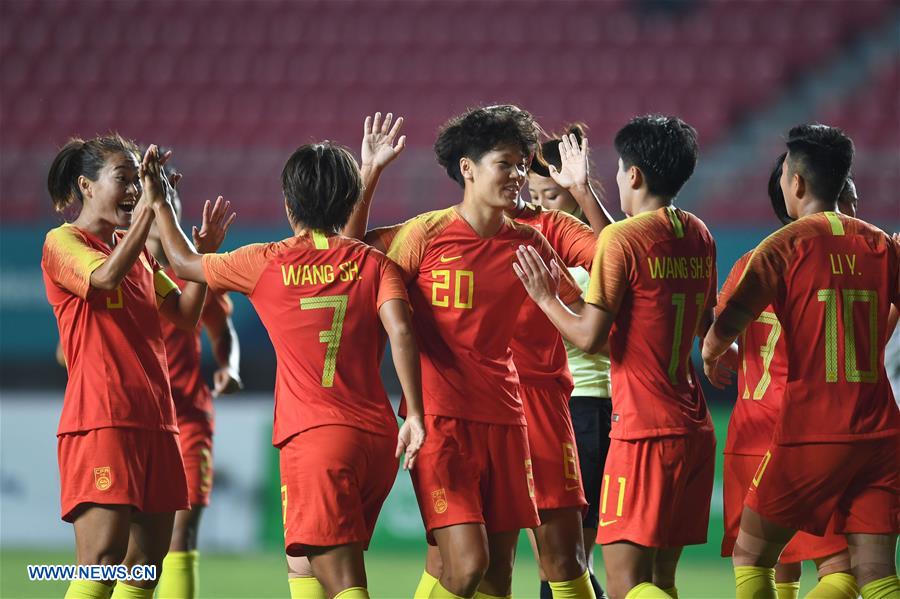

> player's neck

[
  {"left": 456, "top": 197, "right": 505, "bottom": 238},
  {"left": 630, "top": 193, "right": 672, "bottom": 216},
  {"left": 71, "top": 212, "right": 117, "bottom": 246},
  {"left": 797, "top": 198, "right": 839, "bottom": 218}
]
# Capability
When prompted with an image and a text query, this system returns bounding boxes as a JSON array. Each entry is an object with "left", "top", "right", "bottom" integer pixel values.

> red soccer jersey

[
  {"left": 586, "top": 206, "right": 716, "bottom": 440},
  {"left": 384, "top": 207, "right": 581, "bottom": 425},
  {"left": 160, "top": 267, "right": 234, "bottom": 425},
  {"left": 512, "top": 204, "right": 596, "bottom": 386},
  {"left": 42, "top": 224, "right": 180, "bottom": 435},
  {"left": 723, "top": 212, "right": 900, "bottom": 444},
  {"left": 201, "top": 231, "right": 408, "bottom": 446},
  {"left": 718, "top": 252, "right": 787, "bottom": 456}
]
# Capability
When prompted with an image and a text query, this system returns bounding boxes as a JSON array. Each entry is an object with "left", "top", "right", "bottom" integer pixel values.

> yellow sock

[
  {"left": 430, "top": 581, "right": 468, "bottom": 599},
  {"left": 735, "top": 566, "right": 776, "bottom": 599},
  {"left": 333, "top": 588, "right": 369, "bottom": 599},
  {"left": 548, "top": 570, "right": 596, "bottom": 598},
  {"left": 776, "top": 581, "right": 800, "bottom": 599},
  {"left": 414, "top": 570, "right": 440, "bottom": 599},
  {"left": 661, "top": 586, "right": 678, "bottom": 599},
  {"left": 806, "top": 573, "right": 859, "bottom": 599},
  {"left": 624, "top": 582, "right": 673, "bottom": 598},
  {"left": 859, "top": 575, "right": 900, "bottom": 599},
  {"left": 289, "top": 576, "right": 327, "bottom": 599},
  {"left": 64, "top": 580, "right": 113, "bottom": 599},
  {"left": 157, "top": 550, "right": 198, "bottom": 599},
  {"left": 110, "top": 582, "right": 153, "bottom": 599}
]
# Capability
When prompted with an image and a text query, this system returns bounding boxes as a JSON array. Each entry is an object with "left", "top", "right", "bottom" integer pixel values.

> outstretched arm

[
  {"left": 203, "top": 300, "right": 243, "bottom": 397},
  {"left": 514, "top": 245, "right": 614, "bottom": 353},
  {"left": 154, "top": 196, "right": 235, "bottom": 284},
  {"left": 341, "top": 112, "right": 406, "bottom": 240},
  {"left": 379, "top": 299, "right": 425, "bottom": 470},
  {"left": 549, "top": 134, "right": 614, "bottom": 233}
]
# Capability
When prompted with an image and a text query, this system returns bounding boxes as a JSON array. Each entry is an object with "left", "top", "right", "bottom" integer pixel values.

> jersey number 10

[{"left": 816, "top": 288, "right": 878, "bottom": 383}]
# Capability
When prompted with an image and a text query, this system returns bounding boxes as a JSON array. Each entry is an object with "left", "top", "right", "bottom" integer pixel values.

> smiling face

[
  {"left": 463, "top": 143, "right": 527, "bottom": 210},
  {"left": 80, "top": 151, "right": 142, "bottom": 228},
  {"left": 527, "top": 172, "right": 578, "bottom": 214}
]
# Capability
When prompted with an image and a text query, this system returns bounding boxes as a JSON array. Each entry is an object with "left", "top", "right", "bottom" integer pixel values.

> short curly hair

[
  {"left": 434, "top": 105, "right": 540, "bottom": 187},
  {"left": 281, "top": 142, "right": 362, "bottom": 232}
]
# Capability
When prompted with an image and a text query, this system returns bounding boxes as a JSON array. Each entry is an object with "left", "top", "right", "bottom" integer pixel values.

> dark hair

[
  {"left": 434, "top": 104, "right": 540, "bottom": 187},
  {"left": 281, "top": 142, "right": 362, "bottom": 232},
  {"left": 784, "top": 124, "right": 854, "bottom": 203},
  {"left": 47, "top": 134, "right": 139, "bottom": 212},
  {"left": 530, "top": 123, "right": 586, "bottom": 178},
  {"left": 768, "top": 152, "right": 793, "bottom": 225},
  {"left": 769, "top": 151, "right": 856, "bottom": 225},
  {"left": 613, "top": 115, "right": 698, "bottom": 198}
]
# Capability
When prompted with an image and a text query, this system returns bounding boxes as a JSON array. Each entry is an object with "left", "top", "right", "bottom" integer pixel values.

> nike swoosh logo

[
  {"left": 598, "top": 519, "right": 618, "bottom": 527},
  {"left": 439, "top": 255, "right": 462, "bottom": 263},
  {"left": 565, "top": 483, "right": 581, "bottom": 491}
]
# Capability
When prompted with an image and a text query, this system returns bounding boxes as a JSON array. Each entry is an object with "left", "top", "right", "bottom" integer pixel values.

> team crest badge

[
  {"left": 432, "top": 488, "right": 448, "bottom": 514},
  {"left": 94, "top": 467, "right": 112, "bottom": 491}
]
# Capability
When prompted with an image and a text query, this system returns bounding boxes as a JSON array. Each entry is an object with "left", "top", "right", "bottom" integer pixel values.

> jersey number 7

[{"left": 301, "top": 294, "right": 348, "bottom": 388}]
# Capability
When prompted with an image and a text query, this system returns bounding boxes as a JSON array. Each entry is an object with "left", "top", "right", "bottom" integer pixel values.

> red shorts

[
  {"left": 721, "top": 453, "right": 847, "bottom": 562},
  {"left": 410, "top": 416, "right": 539, "bottom": 541},
  {"left": 58, "top": 428, "right": 189, "bottom": 522},
  {"left": 596, "top": 431, "right": 715, "bottom": 548},
  {"left": 279, "top": 425, "right": 397, "bottom": 556},
  {"left": 178, "top": 418, "right": 214, "bottom": 507},
  {"left": 746, "top": 436, "right": 899, "bottom": 536},
  {"left": 521, "top": 381, "right": 588, "bottom": 512}
]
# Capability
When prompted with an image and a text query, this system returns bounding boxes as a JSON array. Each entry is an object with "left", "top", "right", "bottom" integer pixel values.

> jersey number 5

[{"left": 301, "top": 294, "right": 348, "bottom": 388}]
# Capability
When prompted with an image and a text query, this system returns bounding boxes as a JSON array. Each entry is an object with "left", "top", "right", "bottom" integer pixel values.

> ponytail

[{"left": 46, "top": 133, "right": 139, "bottom": 213}]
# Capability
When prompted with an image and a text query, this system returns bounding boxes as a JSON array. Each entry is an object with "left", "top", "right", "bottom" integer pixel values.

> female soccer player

[
  {"left": 354, "top": 105, "right": 585, "bottom": 599},
  {"left": 716, "top": 155, "right": 862, "bottom": 599},
  {"left": 144, "top": 162, "right": 243, "bottom": 599},
  {"left": 523, "top": 125, "right": 613, "bottom": 599},
  {"left": 43, "top": 137, "right": 232, "bottom": 599},
  {"left": 150, "top": 140, "right": 424, "bottom": 599}
]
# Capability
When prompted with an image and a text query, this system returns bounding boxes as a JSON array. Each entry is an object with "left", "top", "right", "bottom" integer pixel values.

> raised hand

[
  {"left": 513, "top": 245, "right": 561, "bottom": 306},
  {"left": 361, "top": 112, "right": 406, "bottom": 170},
  {"left": 192, "top": 196, "right": 236, "bottom": 254},
  {"left": 548, "top": 133, "right": 589, "bottom": 190},
  {"left": 395, "top": 414, "right": 426, "bottom": 470},
  {"left": 139, "top": 145, "right": 174, "bottom": 207}
]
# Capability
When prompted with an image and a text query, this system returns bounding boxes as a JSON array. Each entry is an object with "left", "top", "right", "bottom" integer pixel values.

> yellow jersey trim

[
  {"left": 824, "top": 212, "right": 844, "bottom": 236},
  {"left": 665, "top": 206, "right": 684, "bottom": 239},
  {"left": 312, "top": 230, "right": 330, "bottom": 250}
]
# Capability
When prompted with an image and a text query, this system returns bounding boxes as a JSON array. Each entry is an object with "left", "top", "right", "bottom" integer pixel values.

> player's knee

[
  {"left": 605, "top": 574, "right": 645, "bottom": 599},
  {"left": 444, "top": 552, "right": 489, "bottom": 596},
  {"left": 541, "top": 550, "right": 586, "bottom": 582},
  {"left": 83, "top": 546, "right": 127, "bottom": 567}
]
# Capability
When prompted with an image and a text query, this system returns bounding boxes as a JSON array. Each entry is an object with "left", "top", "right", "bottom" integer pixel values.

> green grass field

[{"left": 1, "top": 543, "right": 824, "bottom": 598}]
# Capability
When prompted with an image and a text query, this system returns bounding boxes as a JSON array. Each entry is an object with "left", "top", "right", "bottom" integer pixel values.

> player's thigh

[
  {"left": 71, "top": 503, "right": 132, "bottom": 564},
  {"left": 533, "top": 507, "right": 587, "bottom": 578},
  {"left": 733, "top": 505, "right": 795, "bottom": 567},
  {"left": 169, "top": 506, "right": 204, "bottom": 552},
  {"left": 126, "top": 510, "right": 176, "bottom": 566},
  {"left": 600, "top": 541, "right": 655, "bottom": 597},
  {"left": 845, "top": 533, "right": 898, "bottom": 587},
  {"left": 432, "top": 522, "right": 490, "bottom": 581},
  {"left": 479, "top": 530, "right": 520, "bottom": 596}
]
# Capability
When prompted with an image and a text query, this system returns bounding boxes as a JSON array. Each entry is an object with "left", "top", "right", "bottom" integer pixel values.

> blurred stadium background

[{"left": 1, "top": 0, "right": 897, "bottom": 597}]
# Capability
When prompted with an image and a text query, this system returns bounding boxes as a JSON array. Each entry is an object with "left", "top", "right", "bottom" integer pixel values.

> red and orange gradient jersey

[
  {"left": 381, "top": 207, "right": 581, "bottom": 425},
  {"left": 42, "top": 224, "right": 180, "bottom": 435},
  {"left": 201, "top": 231, "right": 408, "bottom": 446},
  {"left": 512, "top": 204, "right": 596, "bottom": 386},
  {"left": 718, "top": 251, "right": 787, "bottom": 456},
  {"left": 586, "top": 206, "right": 716, "bottom": 440},
  {"left": 723, "top": 212, "right": 900, "bottom": 444},
  {"left": 160, "top": 267, "right": 234, "bottom": 427}
]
